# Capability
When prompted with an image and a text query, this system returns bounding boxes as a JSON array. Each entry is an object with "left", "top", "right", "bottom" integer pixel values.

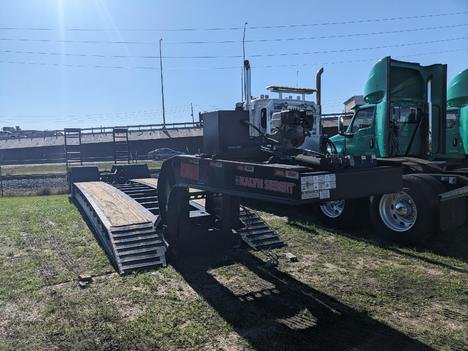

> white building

[{"left": 343, "top": 95, "right": 364, "bottom": 113}]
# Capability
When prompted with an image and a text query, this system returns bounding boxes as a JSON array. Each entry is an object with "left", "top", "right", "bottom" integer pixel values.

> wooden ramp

[{"left": 73, "top": 181, "right": 167, "bottom": 274}]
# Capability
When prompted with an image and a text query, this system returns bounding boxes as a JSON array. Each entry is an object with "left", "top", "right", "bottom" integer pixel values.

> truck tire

[
  {"left": 369, "top": 175, "right": 438, "bottom": 244},
  {"left": 317, "top": 198, "right": 368, "bottom": 228}
]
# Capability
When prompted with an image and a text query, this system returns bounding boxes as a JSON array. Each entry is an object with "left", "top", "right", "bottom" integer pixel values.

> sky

[{"left": 0, "top": 0, "right": 467, "bottom": 130}]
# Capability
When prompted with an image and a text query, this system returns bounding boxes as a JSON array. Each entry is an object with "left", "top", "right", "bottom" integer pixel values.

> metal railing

[
  {"left": 321, "top": 112, "right": 354, "bottom": 119},
  {"left": 0, "top": 121, "right": 202, "bottom": 141}
]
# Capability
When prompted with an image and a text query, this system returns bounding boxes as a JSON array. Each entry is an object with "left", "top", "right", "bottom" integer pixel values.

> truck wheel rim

[
  {"left": 379, "top": 191, "right": 417, "bottom": 232},
  {"left": 320, "top": 200, "right": 345, "bottom": 219}
]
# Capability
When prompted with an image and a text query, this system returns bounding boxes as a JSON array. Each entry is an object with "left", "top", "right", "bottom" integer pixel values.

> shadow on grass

[
  {"left": 242, "top": 199, "right": 468, "bottom": 272},
  {"left": 172, "top": 237, "right": 433, "bottom": 351}
]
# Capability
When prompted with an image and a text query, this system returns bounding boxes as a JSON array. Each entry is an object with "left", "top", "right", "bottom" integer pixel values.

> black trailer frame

[
  {"left": 155, "top": 155, "right": 402, "bottom": 247},
  {"left": 158, "top": 155, "right": 402, "bottom": 205}
]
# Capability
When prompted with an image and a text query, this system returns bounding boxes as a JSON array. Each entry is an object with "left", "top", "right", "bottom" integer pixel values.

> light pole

[{"left": 159, "top": 38, "right": 166, "bottom": 128}]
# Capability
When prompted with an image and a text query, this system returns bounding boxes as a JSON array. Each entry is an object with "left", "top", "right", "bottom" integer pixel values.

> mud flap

[{"left": 439, "top": 185, "right": 468, "bottom": 231}]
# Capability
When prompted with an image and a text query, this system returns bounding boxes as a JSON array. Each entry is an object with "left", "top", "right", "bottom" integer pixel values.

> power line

[
  {"left": 166, "top": 23, "right": 468, "bottom": 44},
  {"left": 160, "top": 37, "right": 468, "bottom": 59},
  {"left": 1, "top": 36, "right": 467, "bottom": 61},
  {"left": 1, "top": 23, "right": 466, "bottom": 46},
  {"left": 1, "top": 47, "right": 466, "bottom": 71},
  {"left": 0, "top": 11, "right": 466, "bottom": 32},
  {"left": 0, "top": 37, "right": 149, "bottom": 45}
]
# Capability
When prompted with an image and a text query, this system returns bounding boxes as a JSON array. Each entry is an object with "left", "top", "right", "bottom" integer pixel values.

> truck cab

[
  {"left": 320, "top": 57, "right": 468, "bottom": 244},
  {"left": 332, "top": 65, "right": 467, "bottom": 163},
  {"left": 240, "top": 60, "right": 326, "bottom": 152},
  {"left": 447, "top": 68, "right": 468, "bottom": 157},
  {"left": 331, "top": 57, "right": 458, "bottom": 160}
]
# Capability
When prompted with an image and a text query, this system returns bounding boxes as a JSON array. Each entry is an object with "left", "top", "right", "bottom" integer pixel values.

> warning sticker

[
  {"left": 301, "top": 191, "right": 320, "bottom": 200},
  {"left": 301, "top": 174, "right": 337, "bottom": 191},
  {"left": 301, "top": 174, "right": 337, "bottom": 200},
  {"left": 319, "top": 190, "right": 330, "bottom": 199}
]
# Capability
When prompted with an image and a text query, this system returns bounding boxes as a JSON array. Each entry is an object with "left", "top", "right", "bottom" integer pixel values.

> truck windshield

[{"left": 349, "top": 107, "right": 375, "bottom": 133}]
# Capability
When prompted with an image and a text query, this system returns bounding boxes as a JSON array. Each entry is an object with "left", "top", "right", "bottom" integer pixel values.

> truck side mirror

[
  {"left": 338, "top": 116, "right": 345, "bottom": 133},
  {"left": 338, "top": 114, "right": 353, "bottom": 138}
]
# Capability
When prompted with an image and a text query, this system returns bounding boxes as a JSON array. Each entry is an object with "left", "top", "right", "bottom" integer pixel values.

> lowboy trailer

[{"left": 70, "top": 60, "right": 404, "bottom": 273}]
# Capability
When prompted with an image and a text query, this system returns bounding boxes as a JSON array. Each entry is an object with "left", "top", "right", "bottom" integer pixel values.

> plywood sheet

[{"left": 75, "top": 181, "right": 154, "bottom": 227}]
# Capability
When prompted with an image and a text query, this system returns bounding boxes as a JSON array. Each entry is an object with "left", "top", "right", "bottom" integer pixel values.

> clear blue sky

[{"left": 0, "top": 0, "right": 467, "bottom": 130}]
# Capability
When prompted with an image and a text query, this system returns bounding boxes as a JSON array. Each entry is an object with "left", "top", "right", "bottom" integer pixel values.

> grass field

[
  {"left": 0, "top": 195, "right": 467, "bottom": 350},
  {"left": 0, "top": 161, "right": 163, "bottom": 177}
]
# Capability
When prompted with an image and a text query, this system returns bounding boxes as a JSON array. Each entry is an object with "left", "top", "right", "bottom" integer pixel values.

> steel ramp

[
  {"left": 113, "top": 182, "right": 160, "bottom": 215},
  {"left": 237, "top": 207, "right": 285, "bottom": 250},
  {"left": 73, "top": 181, "right": 167, "bottom": 274}
]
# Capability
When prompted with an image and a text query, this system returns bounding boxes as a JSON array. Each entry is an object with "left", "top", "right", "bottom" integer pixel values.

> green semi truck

[{"left": 319, "top": 57, "right": 467, "bottom": 243}]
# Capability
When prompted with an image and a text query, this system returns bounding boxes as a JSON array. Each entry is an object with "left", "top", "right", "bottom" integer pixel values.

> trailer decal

[
  {"left": 235, "top": 176, "right": 295, "bottom": 194},
  {"left": 180, "top": 161, "right": 199, "bottom": 181}
]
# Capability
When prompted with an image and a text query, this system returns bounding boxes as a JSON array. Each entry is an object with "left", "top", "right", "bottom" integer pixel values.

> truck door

[
  {"left": 344, "top": 106, "right": 376, "bottom": 156},
  {"left": 389, "top": 105, "right": 424, "bottom": 156},
  {"left": 363, "top": 57, "right": 447, "bottom": 157},
  {"left": 445, "top": 108, "right": 465, "bottom": 157}
]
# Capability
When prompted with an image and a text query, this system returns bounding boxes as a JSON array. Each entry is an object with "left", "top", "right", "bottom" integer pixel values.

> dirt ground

[{"left": 0, "top": 195, "right": 467, "bottom": 350}]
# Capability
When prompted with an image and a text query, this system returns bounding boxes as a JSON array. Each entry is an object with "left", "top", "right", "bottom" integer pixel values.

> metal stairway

[
  {"left": 113, "top": 128, "right": 130, "bottom": 164},
  {"left": 64, "top": 128, "right": 83, "bottom": 170},
  {"left": 237, "top": 207, "right": 285, "bottom": 250}
]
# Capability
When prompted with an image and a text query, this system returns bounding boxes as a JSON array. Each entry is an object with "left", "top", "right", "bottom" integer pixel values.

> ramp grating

[
  {"left": 237, "top": 207, "right": 285, "bottom": 250},
  {"left": 113, "top": 183, "right": 160, "bottom": 216}
]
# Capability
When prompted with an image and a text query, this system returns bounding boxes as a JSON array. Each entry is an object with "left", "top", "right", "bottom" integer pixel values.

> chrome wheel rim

[
  {"left": 320, "top": 200, "right": 345, "bottom": 219},
  {"left": 379, "top": 191, "right": 417, "bottom": 232}
]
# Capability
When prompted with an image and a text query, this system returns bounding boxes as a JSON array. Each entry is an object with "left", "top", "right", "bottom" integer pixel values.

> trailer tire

[
  {"left": 370, "top": 175, "right": 437, "bottom": 244},
  {"left": 317, "top": 198, "right": 368, "bottom": 228},
  {"left": 165, "top": 186, "right": 189, "bottom": 249}
]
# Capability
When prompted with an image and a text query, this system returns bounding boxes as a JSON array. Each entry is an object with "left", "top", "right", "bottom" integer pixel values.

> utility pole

[
  {"left": 159, "top": 38, "right": 166, "bottom": 128},
  {"left": 190, "top": 103, "right": 194, "bottom": 124}
]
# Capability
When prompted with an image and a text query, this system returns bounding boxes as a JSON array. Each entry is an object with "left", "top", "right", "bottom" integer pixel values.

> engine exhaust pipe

[
  {"left": 427, "top": 78, "right": 432, "bottom": 156},
  {"left": 316, "top": 67, "right": 324, "bottom": 106},
  {"left": 244, "top": 60, "right": 251, "bottom": 110}
]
